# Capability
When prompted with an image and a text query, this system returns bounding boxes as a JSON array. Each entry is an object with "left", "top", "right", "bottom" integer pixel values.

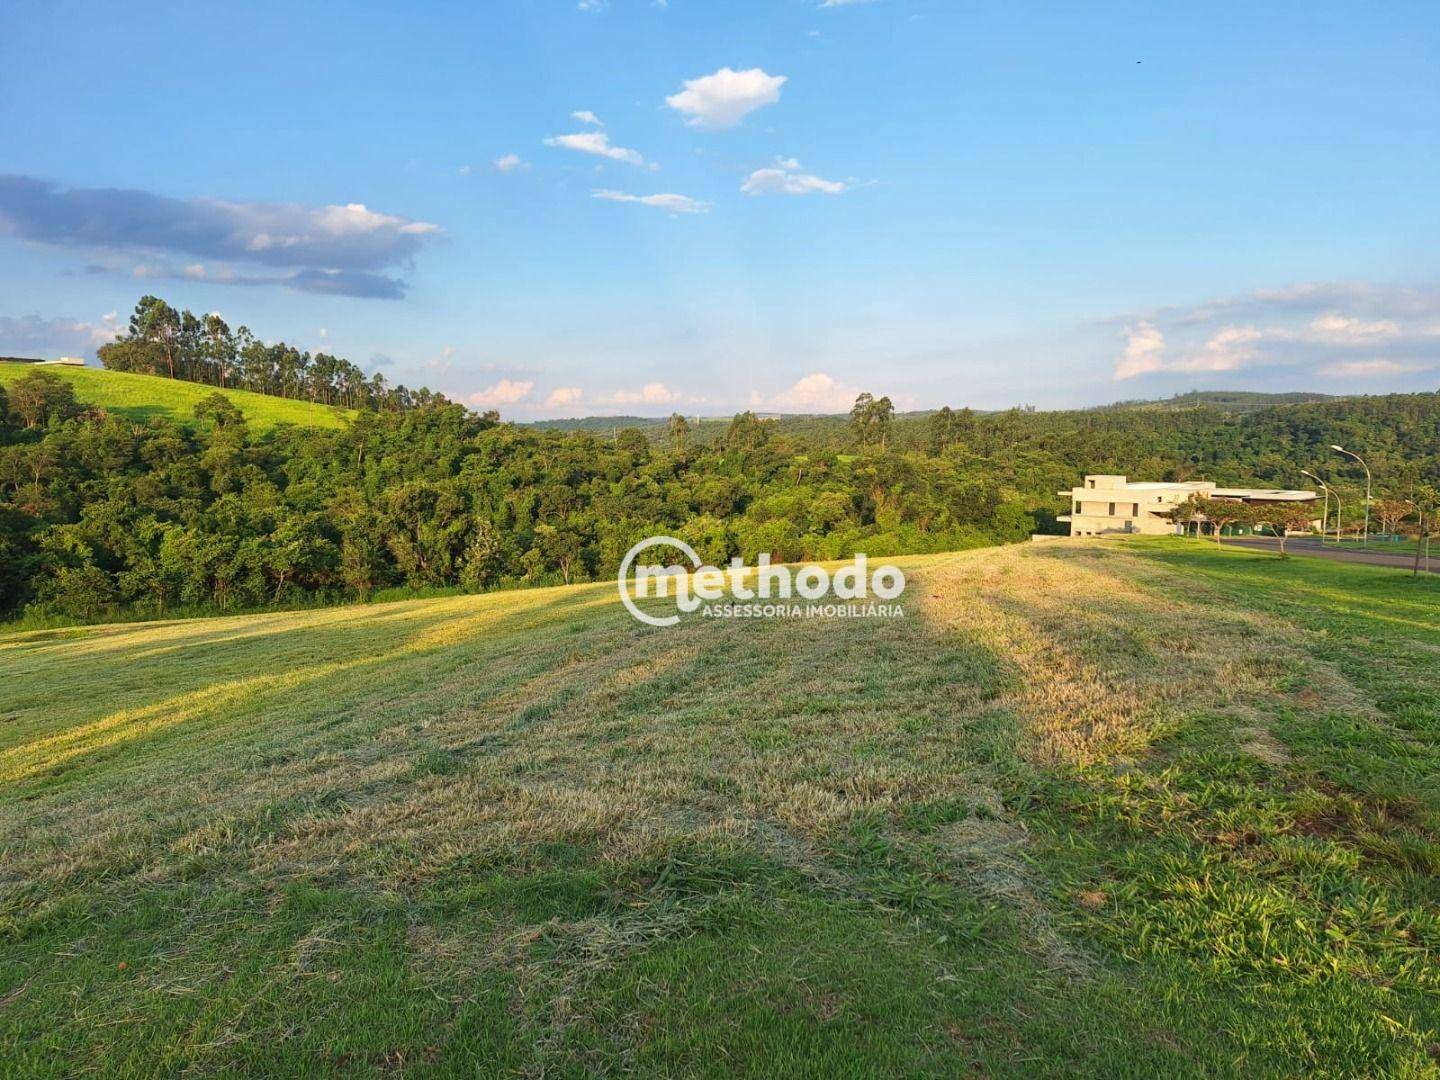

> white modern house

[{"left": 1057, "top": 474, "right": 1319, "bottom": 537}]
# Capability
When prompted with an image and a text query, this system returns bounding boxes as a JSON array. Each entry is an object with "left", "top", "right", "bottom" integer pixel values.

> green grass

[
  {"left": 2, "top": 540, "right": 1438, "bottom": 1076},
  {"left": 0, "top": 365, "right": 352, "bottom": 431}
]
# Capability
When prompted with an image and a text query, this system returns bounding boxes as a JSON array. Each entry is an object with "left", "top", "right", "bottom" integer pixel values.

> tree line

[
  {"left": 2, "top": 362, "right": 1437, "bottom": 622},
  {"left": 96, "top": 296, "right": 453, "bottom": 413},
  {"left": 0, "top": 371, "right": 1034, "bottom": 621}
]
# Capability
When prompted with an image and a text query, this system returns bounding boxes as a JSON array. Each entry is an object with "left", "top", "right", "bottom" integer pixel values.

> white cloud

[
  {"left": 1309, "top": 312, "right": 1401, "bottom": 340},
  {"left": 1115, "top": 323, "right": 1264, "bottom": 379},
  {"left": 570, "top": 110, "right": 603, "bottom": 127},
  {"left": 458, "top": 164, "right": 474, "bottom": 176},
  {"left": 767, "top": 372, "right": 863, "bottom": 412},
  {"left": 0, "top": 312, "right": 120, "bottom": 357},
  {"left": 741, "top": 163, "right": 846, "bottom": 196},
  {"left": 544, "top": 386, "right": 584, "bottom": 408},
  {"left": 467, "top": 379, "right": 535, "bottom": 408},
  {"left": 1186, "top": 325, "right": 1263, "bottom": 372},
  {"left": 592, "top": 189, "right": 709, "bottom": 214},
  {"left": 1321, "top": 358, "right": 1433, "bottom": 378},
  {"left": 1114, "top": 321, "right": 1165, "bottom": 379},
  {"left": 665, "top": 67, "right": 787, "bottom": 129},
  {"left": 493, "top": 153, "right": 530, "bottom": 174},
  {"left": 607, "top": 382, "right": 681, "bottom": 405},
  {"left": 544, "top": 132, "right": 647, "bottom": 167}
]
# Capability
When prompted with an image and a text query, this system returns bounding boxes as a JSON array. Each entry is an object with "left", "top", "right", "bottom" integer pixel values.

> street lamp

[
  {"left": 1330, "top": 445, "right": 1372, "bottom": 548},
  {"left": 1299, "top": 470, "right": 1331, "bottom": 542}
]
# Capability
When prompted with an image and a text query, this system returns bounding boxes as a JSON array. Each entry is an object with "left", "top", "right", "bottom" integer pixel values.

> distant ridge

[
  {"left": 520, "top": 391, "right": 1344, "bottom": 431},
  {"left": 1094, "top": 390, "right": 1341, "bottom": 413}
]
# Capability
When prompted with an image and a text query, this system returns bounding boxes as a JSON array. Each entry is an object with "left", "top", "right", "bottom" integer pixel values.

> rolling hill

[
  {"left": 0, "top": 365, "right": 352, "bottom": 431},
  {"left": 3, "top": 539, "right": 1437, "bottom": 1076},
  {"left": 1096, "top": 390, "right": 1342, "bottom": 413}
]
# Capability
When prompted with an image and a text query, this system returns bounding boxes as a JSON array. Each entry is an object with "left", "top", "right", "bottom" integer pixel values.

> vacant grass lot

[
  {"left": 2, "top": 540, "right": 1437, "bottom": 1077},
  {"left": 0, "top": 365, "right": 351, "bottom": 431}
]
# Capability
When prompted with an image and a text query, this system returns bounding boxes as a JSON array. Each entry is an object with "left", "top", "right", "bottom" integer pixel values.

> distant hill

[
  {"left": 524, "top": 392, "right": 1350, "bottom": 435},
  {"left": 1096, "top": 390, "right": 1341, "bottom": 413},
  {"left": 0, "top": 365, "right": 352, "bottom": 432}
]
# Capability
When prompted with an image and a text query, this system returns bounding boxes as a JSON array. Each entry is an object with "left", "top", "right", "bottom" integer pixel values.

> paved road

[{"left": 1228, "top": 535, "right": 1438, "bottom": 573}]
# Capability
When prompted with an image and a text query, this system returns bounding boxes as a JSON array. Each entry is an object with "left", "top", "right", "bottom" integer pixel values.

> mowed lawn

[
  {"left": 0, "top": 366, "right": 351, "bottom": 431},
  {"left": 2, "top": 540, "right": 1438, "bottom": 1077}
]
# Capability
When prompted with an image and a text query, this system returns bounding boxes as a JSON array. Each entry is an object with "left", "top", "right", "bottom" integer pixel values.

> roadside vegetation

[{"left": 2, "top": 540, "right": 1436, "bottom": 1075}]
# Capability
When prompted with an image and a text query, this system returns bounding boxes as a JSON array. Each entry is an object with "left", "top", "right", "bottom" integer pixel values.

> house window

[
  {"left": 1132, "top": 503, "right": 1139, "bottom": 516},
  {"left": 1087, "top": 479, "right": 1095, "bottom": 489},
  {"left": 1108, "top": 502, "right": 1115, "bottom": 516}
]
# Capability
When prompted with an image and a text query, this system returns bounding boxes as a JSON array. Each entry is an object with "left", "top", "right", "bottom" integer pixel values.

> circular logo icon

[{"left": 617, "top": 535, "right": 703, "bottom": 627}]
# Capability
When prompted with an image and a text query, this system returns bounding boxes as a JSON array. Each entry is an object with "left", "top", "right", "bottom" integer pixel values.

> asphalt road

[{"left": 1228, "top": 535, "right": 1438, "bottom": 573}]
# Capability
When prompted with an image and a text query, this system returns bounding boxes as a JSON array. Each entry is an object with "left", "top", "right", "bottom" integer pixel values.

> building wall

[{"left": 1058, "top": 474, "right": 1317, "bottom": 537}]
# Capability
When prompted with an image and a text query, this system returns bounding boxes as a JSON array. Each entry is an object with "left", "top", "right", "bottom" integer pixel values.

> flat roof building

[{"left": 1057, "top": 474, "right": 1318, "bottom": 537}]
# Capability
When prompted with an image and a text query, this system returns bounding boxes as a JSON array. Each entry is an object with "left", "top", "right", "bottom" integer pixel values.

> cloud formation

[
  {"left": 570, "top": 110, "right": 603, "bottom": 127},
  {"left": 1321, "top": 358, "right": 1426, "bottom": 378},
  {"left": 1110, "top": 283, "right": 1440, "bottom": 383},
  {"left": 493, "top": 153, "right": 530, "bottom": 174},
  {"left": 544, "top": 132, "right": 648, "bottom": 167},
  {"left": 0, "top": 174, "right": 441, "bottom": 299},
  {"left": 606, "top": 382, "right": 681, "bottom": 405},
  {"left": 544, "top": 386, "right": 584, "bottom": 408},
  {"left": 0, "top": 312, "right": 120, "bottom": 358},
  {"left": 765, "top": 372, "right": 863, "bottom": 412},
  {"left": 665, "top": 67, "right": 786, "bottom": 129},
  {"left": 741, "top": 161, "right": 846, "bottom": 196},
  {"left": 592, "top": 190, "right": 708, "bottom": 214},
  {"left": 467, "top": 379, "right": 535, "bottom": 408}
]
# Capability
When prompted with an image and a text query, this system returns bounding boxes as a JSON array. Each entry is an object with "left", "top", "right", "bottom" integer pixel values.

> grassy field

[
  {"left": 2, "top": 539, "right": 1438, "bottom": 1076},
  {"left": 0, "top": 365, "right": 351, "bottom": 431}
]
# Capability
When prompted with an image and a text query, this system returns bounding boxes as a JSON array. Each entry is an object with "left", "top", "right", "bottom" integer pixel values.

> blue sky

[{"left": 2, "top": 0, "right": 1437, "bottom": 416}]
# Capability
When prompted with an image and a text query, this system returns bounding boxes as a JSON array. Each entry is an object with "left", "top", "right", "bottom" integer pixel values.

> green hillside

[
  {"left": 0, "top": 365, "right": 352, "bottom": 431},
  {"left": 3, "top": 540, "right": 1437, "bottom": 1076},
  {"left": 1098, "top": 390, "right": 1342, "bottom": 413}
]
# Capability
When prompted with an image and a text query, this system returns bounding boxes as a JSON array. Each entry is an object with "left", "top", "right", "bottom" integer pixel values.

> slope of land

[
  {"left": 0, "top": 365, "right": 352, "bottom": 431},
  {"left": 2, "top": 541, "right": 1438, "bottom": 1076}
]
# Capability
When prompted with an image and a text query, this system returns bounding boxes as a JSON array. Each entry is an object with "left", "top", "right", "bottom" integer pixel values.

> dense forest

[
  {"left": 96, "top": 296, "right": 455, "bottom": 413},
  {"left": 0, "top": 373, "right": 1036, "bottom": 620}
]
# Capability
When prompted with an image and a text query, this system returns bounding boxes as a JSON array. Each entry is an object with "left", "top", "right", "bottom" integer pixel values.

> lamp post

[
  {"left": 1299, "top": 470, "right": 1331, "bottom": 542},
  {"left": 1331, "top": 445, "right": 1372, "bottom": 548}
]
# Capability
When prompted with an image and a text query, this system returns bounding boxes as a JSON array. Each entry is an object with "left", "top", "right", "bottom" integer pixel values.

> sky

[{"left": 2, "top": 0, "right": 1437, "bottom": 418}]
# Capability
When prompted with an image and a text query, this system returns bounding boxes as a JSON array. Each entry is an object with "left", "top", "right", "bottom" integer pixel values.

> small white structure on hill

[{"left": 1057, "top": 474, "right": 1318, "bottom": 537}]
